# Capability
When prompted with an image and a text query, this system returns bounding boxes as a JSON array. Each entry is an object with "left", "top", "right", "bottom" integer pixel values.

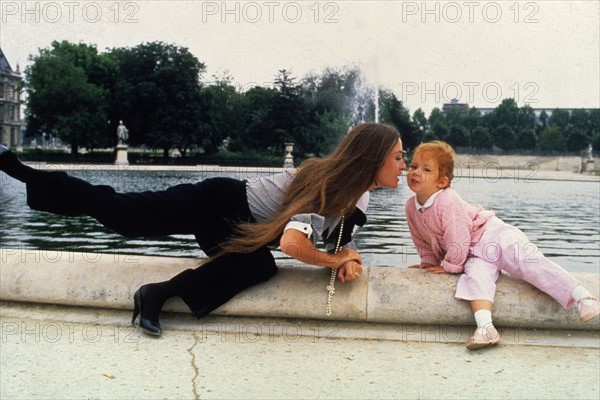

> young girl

[
  {"left": 0, "top": 122, "right": 406, "bottom": 337},
  {"left": 404, "top": 141, "right": 599, "bottom": 350}
]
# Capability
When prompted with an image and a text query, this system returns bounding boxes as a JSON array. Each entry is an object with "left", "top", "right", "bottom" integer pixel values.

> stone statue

[
  {"left": 586, "top": 144, "right": 593, "bottom": 161},
  {"left": 117, "top": 121, "right": 129, "bottom": 145}
]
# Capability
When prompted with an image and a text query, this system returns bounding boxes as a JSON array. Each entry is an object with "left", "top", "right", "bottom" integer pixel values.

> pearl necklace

[{"left": 326, "top": 210, "right": 345, "bottom": 316}]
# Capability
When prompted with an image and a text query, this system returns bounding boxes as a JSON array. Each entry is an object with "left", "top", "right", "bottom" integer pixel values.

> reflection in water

[{"left": 1, "top": 170, "right": 599, "bottom": 273}]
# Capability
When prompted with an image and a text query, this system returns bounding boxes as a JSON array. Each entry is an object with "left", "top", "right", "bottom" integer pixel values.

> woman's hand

[
  {"left": 333, "top": 248, "right": 362, "bottom": 269},
  {"left": 337, "top": 259, "right": 363, "bottom": 283},
  {"left": 280, "top": 228, "right": 362, "bottom": 270},
  {"left": 408, "top": 263, "right": 449, "bottom": 274}
]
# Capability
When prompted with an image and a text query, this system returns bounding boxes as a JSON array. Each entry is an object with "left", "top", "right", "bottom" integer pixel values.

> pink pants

[{"left": 455, "top": 217, "right": 579, "bottom": 309}]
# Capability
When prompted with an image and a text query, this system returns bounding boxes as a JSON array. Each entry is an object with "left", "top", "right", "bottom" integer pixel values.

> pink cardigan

[{"left": 405, "top": 188, "right": 495, "bottom": 273}]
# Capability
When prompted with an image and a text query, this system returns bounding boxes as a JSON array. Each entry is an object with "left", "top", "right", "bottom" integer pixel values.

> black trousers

[{"left": 25, "top": 171, "right": 278, "bottom": 317}]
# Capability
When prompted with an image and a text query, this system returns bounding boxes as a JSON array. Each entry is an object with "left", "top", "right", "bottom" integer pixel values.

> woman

[{"left": 0, "top": 122, "right": 407, "bottom": 337}]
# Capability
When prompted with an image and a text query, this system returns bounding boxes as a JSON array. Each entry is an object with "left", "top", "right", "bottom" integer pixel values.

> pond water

[{"left": 1, "top": 169, "right": 599, "bottom": 273}]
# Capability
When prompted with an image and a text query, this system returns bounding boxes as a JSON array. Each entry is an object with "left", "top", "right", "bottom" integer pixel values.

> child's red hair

[{"left": 413, "top": 141, "right": 455, "bottom": 185}]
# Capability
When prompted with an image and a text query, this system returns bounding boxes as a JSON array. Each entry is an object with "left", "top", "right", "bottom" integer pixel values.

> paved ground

[{"left": 1, "top": 302, "right": 599, "bottom": 400}]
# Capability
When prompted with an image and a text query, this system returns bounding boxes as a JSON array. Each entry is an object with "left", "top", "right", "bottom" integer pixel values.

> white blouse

[{"left": 246, "top": 170, "right": 369, "bottom": 249}]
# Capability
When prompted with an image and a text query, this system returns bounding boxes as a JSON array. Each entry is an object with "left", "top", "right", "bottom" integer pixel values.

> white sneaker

[
  {"left": 466, "top": 325, "right": 501, "bottom": 350},
  {"left": 0, "top": 144, "right": 9, "bottom": 154},
  {"left": 579, "top": 297, "right": 600, "bottom": 323}
]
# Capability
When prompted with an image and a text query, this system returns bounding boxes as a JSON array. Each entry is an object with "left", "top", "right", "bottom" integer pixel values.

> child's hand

[
  {"left": 408, "top": 263, "right": 448, "bottom": 274},
  {"left": 408, "top": 262, "right": 435, "bottom": 269},
  {"left": 424, "top": 266, "right": 448, "bottom": 274}
]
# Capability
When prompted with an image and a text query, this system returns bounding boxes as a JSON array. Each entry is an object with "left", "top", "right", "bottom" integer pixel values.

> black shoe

[{"left": 132, "top": 288, "right": 162, "bottom": 337}]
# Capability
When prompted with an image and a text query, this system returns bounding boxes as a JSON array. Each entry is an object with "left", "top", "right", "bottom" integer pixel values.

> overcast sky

[{"left": 2, "top": 0, "right": 599, "bottom": 115}]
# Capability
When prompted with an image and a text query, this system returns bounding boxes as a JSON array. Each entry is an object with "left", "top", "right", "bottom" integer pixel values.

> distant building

[
  {"left": 474, "top": 106, "right": 596, "bottom": 125},
  {"left": 0, "top": 48, "right": 23, "bottom": 147},
  {"left": 442, "top": 98, "right": 469, "bottom": 115}
]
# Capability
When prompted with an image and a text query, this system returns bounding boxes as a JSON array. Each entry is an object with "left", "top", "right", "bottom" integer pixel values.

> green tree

[
  {"left": 428, "top": 108, "right": 445, "bottom": 131},
  {"left": 203, "top": 73, "right": 248, "bottom": 153},
  {"left": 483, "top": 100, "right": 536, "bottom": 150},
  {"left": 470, "top": 126, "right": 493, "bottom": 150},
  {"left": 548, "top": 109, "right": 570, "bottom": 131},
  {"left": 464, "top": 107, "right": 483, "bottom": 134},
  {"left": 570, "top": 109, "right": 591, "bottom": 135},
  {"left": 109, "top": 42, "right": 207, "bottom": 157},
  {"left": 518, "top": 129, "right": 537, "bottom": 150},
  {"left": 379, "top": 89, "right": 418, "bottom": 151},
  {"left": 486, "top": 98, "right": 520, "bottom": 133},
  {"left": 312, "top": 110, "right": 352, "bottom": 155},
  {"left": 536, "top": 110, "right": 549, "bottom": 136},
  {"left": 444, "top": 107, "right": 465, "bottom": 129},
  {"left": 492, "top": 124, "right": 517, "bottom": 150},
  {"left": 432, "top": 123, "right": 449, "bottom": 142},
  {"left": 589, "top": 109, "right": 600, "bottom": 136},
  {"left": 428, "top": 108, "right": 449, "bottom": 145},
  {"left": 538, "top": 110, "right": 549, "bottom": 127},
  {"left": 517, "top": 106, "right": 536, "bottom": 131},
  {"left": 241, "top": 85, "right": 278, "bottom": 152},
  {"left": 24, "top": 40, "right": 111, "bottom": 155},
  {"left": 592, "top": 134, "right": 600, "bottom": 152},
  {"left": 446, "top": 125, "right": 470, "bottom": 148},
  {"left": 565, "top": 127, "right": 590, "bottom": 152},
  {"left": 590, "top": 109, "right": 600, "bottom": 150},
  {"left": 422, "top": 130, "right": 438, "bottom": 142},
  {"left": 539, "top": 127, "right": 566, "bottom": 152},
  {"left": 412, "top": 108, "right": 428, "bottom": 144},
  {"left": 271, "top": 70, "right": 312, "bottom": 155}
]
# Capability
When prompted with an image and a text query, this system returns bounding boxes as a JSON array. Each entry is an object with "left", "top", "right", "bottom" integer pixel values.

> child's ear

[{"left": 437, "top": 176, "right": 450, "bottom": 188}]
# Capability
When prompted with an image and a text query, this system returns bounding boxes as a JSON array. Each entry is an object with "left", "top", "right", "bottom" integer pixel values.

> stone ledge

[{"left": 1, "top": 249, "right": 598, "bottom": 331}]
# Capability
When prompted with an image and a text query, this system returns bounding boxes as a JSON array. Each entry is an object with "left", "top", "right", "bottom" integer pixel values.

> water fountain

[{"left": 374, "top": 85, "right": 380, "bottom": 123}]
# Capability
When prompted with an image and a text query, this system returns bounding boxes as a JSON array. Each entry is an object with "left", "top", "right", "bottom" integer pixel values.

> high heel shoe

[{"left": 132, "top": 288, "right": 162, "bottom": 337}]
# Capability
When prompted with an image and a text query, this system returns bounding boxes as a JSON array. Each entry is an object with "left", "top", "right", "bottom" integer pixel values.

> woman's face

[{"left": 372, "top": 139, "right": 406, "bottom": 189}]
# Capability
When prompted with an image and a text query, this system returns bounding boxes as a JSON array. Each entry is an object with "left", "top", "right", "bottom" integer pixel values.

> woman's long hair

[{"left": 220, "top": 122, "right": 401, "bottom": 254}]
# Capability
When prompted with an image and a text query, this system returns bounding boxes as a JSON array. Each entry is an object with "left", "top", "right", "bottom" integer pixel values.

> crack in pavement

[{"left": 187, "top": 331, "right": 201, "bottom": 400}]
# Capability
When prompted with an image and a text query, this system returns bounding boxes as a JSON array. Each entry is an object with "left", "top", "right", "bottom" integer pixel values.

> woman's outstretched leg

[
  {"left": 1, "top": 146, "right": 114, "bottom": 217},
  {"left": 23, "top": 169, "right": 206, "bottom": 237},
  {"left": 2, "top": 148, "right": 250, "bottom": 243}
]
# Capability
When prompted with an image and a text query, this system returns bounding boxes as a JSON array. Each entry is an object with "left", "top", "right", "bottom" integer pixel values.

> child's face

[{"left": 407, "top": 152, "right": 449, "bottom": 203}]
